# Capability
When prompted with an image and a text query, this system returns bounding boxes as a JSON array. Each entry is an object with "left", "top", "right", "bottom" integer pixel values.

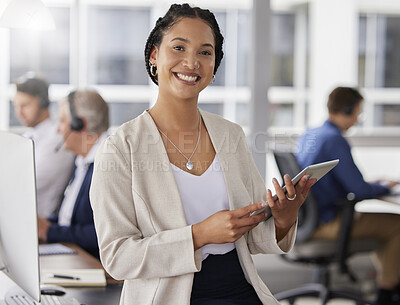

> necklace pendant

[{"left": 186, "top": 161, "right": 193, "bottom": 171}]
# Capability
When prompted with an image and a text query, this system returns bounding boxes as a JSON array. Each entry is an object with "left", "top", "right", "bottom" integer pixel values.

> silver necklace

[{"left": 158, "top": 116, "right": 201, "bottom": 171}]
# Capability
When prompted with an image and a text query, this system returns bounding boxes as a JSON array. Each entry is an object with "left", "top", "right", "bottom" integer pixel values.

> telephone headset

[
  {"left": 54, "top": 91, "right": 84, "bottom": 152},
  {"left": 67, "top": 91, "right": 84, "bottom": 131},
  {"left": 39, "top": 94, "right": 50, "bottom": 109},
  {"left": 342, "top": 104, "right": 355, "bottom": 116},
  {"left": 342, "top": 88, "right": 360, "bottom": 116}
]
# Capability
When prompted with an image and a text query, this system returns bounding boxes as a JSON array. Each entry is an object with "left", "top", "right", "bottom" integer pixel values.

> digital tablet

[{"left": 250, "top": 159, "right": 339, "bottom": 218}]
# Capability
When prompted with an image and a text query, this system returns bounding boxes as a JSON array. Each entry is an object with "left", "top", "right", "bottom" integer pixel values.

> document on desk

[
  {"left": 39, "top": 243, "right": 77, "bottom": 256},
  {"left": 41, "top": 269, "right": 107, "bottom": 287}
]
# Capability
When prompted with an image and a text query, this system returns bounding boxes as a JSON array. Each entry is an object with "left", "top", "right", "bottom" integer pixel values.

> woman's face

[{"left": 150, "top": 17, "right": 216, "bottom": 101}]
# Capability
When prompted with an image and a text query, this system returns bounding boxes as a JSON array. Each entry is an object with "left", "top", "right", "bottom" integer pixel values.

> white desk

[
  {"left": 0, "top": 244, "right": 122, "bottom": 305},
  {"left": 355, "top": 195, "right": 400, "bottom": 214},
  {"left": 0, "top": 274, "right": 121, "bottom": 305}
]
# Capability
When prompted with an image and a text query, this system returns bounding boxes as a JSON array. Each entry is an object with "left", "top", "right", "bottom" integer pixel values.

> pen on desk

[{"left": 51, "top": 274, "right": 81, "bottom": 280}]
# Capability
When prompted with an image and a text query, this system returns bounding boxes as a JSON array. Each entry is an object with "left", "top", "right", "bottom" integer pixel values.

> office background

[
  {"left": 1, "top": 0, "right": 400, "bottom": 183},
  {"left": 1, "top": 0, "right": 400, "bottom": 300}
]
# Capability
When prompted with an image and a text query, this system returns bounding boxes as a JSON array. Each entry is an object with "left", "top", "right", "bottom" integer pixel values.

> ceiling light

[{"left": 0, "top": 0, "right": 56, "bottom": 30}]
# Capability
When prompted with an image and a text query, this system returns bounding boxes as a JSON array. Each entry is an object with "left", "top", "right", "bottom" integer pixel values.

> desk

[
  {"left": 380, "top": 194, "right": 400, "bottom": 206},
  {"left": 41, "top": 243, "right": 101, "bottom": 270},
  {"left": 355, "top": 194, "right": 400, "bottom": 214},
  {"left": 40, "top": 243, "right": 121, "bottom": 285},
  {"left": 0, "top": 244, "right": 122, "bottom": 305}
]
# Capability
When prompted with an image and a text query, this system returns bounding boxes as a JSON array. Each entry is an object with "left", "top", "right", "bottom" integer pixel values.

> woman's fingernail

[
  {"left": 284, "top": 174, "right": 290, "bottom": 181},
  {"left": 272, "top": 178, "right": 278, "bottom": 185}
]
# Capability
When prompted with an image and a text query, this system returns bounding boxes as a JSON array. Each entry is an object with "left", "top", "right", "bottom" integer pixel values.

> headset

[
  {"left": 39, "top": 96, "right": 50, "bottom": 109},
  {"left": 342, "top": 88, "right": 362, "bottom": 116},
  {"left": 67, "top": 91, "right": 85, "bottom": 131},
  {"left": 342, "top": 103, "right": 356, "bottom": 116}
]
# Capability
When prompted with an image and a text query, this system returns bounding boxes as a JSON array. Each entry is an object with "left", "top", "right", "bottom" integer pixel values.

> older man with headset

[
  {"left": 13, "top": 74, "right": 75, "bottom": 218},
  {"left": 37, "top": 89, "right": 109, "bottom": 258}
]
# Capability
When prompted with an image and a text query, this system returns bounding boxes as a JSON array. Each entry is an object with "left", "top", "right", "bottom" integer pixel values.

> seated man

[
  {"left": 13, "top": 74, "right": 75, "bottom": 218},
  {"left": 37, "top": 89, "right": 109, "bottom": 259},
  {"left": 296, "top": 86, "right": 400, "bottom": 305}
]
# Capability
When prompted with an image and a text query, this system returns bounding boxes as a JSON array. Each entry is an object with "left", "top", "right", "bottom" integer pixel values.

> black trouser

[{"left": 191, "top": 249, "right": 263, "bottom": 305}]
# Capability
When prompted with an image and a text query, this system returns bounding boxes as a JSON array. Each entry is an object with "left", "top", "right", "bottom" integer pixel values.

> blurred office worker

[
  {"left": 296, "top": 86, "right": 400, "bottom": 305},
  {"left": 37, "top": 89, "right": 109, "bottom": 258},
  {"left": 13, "top": 74, "right": 75, "bottom": 218}
]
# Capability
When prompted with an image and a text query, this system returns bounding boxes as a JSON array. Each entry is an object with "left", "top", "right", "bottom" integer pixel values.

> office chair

[{"left": 271, "top": 150, "right": 381, "bottom": 305}]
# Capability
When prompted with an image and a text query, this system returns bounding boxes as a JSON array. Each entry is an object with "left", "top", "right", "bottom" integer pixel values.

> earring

[
  {"left": 150, "top": 62, "right": 157, "bottom": 77},
  {"left": 210, "top": 75, "right": 216, "bottom": 85}
]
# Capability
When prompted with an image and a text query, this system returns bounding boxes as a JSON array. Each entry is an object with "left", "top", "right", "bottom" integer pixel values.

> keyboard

[
  {"left": 41, "top": 295, "right": 80, "bottom": 305},
  {"left": 4, "top": 294, "right": 80, "bottom": 305}
]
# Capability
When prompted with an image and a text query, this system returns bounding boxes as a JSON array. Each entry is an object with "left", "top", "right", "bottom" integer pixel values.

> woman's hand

[
  {"left": 192, "top": 202, "right": 266, "bottom": 250},
  {"left": 267, "top": 174, "right": 316, "bottom": 241}
]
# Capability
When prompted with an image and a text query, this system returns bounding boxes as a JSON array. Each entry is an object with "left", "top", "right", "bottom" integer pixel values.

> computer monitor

[{"left": 0, "top": 132, "right": 41, "bottom": 303}]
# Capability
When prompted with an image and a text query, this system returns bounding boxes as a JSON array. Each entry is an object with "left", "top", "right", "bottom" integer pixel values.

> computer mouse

[{"left": 40, "top": 284, "right": 66, "bottom": 296}]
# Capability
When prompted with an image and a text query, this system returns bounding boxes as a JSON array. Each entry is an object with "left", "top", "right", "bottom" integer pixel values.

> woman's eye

[
  {"left": 173, "top": 46, "right": 184, "bottom": 51},
  {"left": 200, "top": 50, "right": 212, "bottom": 56}
]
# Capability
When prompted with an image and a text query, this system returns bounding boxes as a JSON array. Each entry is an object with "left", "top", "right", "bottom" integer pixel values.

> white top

[
  {"left": 24, "top": 119, "right": 75, "bottom": 218},
  {"left": 171, "top": 155, "right": 235, "bottom": 260},
  {"left": 58, "top": 133, "right": 107, "bottom": 226}
]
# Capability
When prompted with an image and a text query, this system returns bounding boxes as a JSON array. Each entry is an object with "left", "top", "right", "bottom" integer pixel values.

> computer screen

[{"left": 0, "top": 131, "right": 41, "bottom": 303}]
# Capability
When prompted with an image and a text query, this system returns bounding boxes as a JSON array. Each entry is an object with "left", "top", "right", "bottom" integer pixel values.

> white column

[
  {"left": 308, "top": 0, "right": 359, "bottom": 127},
  {"left": 0, "top": 28, "right": 10, "bottom": 131},
  {"left": 249, "top": 0, "right": 270, "bottom": 179}
]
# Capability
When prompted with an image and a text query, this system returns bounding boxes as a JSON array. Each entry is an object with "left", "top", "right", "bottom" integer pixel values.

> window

[
  {"left": 358, "top": 14, "right": 400, "bottom": 128},
  {"left": 358, "top": 16, "right": 367, "bottom": 87},
  {"left": 10, "top": 7, "right": 70, "bottom": 84},
  {"left": 376, "top": 16, "right": 400, "bottom": 88},
  {"left": 268, "top": 11, "right": 305, "bottom": 129},
  {"left": 359, "top": 15, "right": 400, "bottom": 88},
  {"left": 236, "top": 11, "right": 251, "bottom": 87},
  {"left": 109, "top": 102, "right": 149, "bottom": 126},
  {"left": 269, "top": 103, "right": 294, "bottom": 127},
  {"left": 236, "top": 102, "right": 249, "bottom": 128},
  {"left": 198, "top": 103, "right": 224, "bottom": 116},
  {"left": 374, "top": 104, "right": 400, "bottom": 127},
  {"left": 236, "top": 11, "right": 297, "bottom": 88},
  {"left": 2, "top": 1, "right": 309, "bottom": 133},
  {"left": 271, "top": 13, "right": 295, "bottom": 87},
  {"left": 87, "top": 7, "right": 151, "bottom": 85}
]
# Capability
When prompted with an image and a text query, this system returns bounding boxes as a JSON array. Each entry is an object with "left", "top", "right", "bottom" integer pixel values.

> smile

[{"left": 175, "top": 73, "right": 200, "bottom": 83}]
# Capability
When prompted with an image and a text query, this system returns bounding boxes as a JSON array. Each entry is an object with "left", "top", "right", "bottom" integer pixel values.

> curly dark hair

[{"left": 144, "top": 3, "right": 224, "bottom": 85}]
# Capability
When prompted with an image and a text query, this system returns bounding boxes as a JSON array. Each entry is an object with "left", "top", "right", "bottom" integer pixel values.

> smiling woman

[
  {"left": 148, "top": 17, "right": 215, "bottom": 102},
  {"left": 90, "top": 3, "right": 315, "bottom": 305}
]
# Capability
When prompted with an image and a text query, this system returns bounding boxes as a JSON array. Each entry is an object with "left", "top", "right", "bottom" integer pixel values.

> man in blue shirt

[{"left": 296, "top": 87, "right": 400, "bottom": 305}]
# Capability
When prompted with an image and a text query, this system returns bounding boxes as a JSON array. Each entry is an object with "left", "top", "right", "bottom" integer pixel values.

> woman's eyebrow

[{"left": 170, "top": 37, "right": 214, "bottom": 49}]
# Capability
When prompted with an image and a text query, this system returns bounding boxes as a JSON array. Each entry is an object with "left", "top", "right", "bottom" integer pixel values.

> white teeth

[{"left": 176, "top": 73, "right": 197, "bottom": 82}]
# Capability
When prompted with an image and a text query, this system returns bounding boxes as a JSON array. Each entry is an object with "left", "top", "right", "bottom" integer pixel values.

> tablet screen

[{"left": 250, "top": 159, "right": 339, "bottom": 218}]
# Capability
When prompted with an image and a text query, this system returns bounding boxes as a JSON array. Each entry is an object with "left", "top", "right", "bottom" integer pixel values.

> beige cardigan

[{"left": 90, "top": 110, "right": 296, "bottom": 305}]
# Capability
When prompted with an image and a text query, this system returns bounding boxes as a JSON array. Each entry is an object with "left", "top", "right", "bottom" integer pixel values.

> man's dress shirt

[{"left": 296, "top": 120, "right": 389, "bottom": 224}]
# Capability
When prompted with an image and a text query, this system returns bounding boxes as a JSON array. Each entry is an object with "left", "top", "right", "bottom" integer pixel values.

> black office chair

[{"left": 272, "top": 150, "right": 381, "bottom": 305}]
